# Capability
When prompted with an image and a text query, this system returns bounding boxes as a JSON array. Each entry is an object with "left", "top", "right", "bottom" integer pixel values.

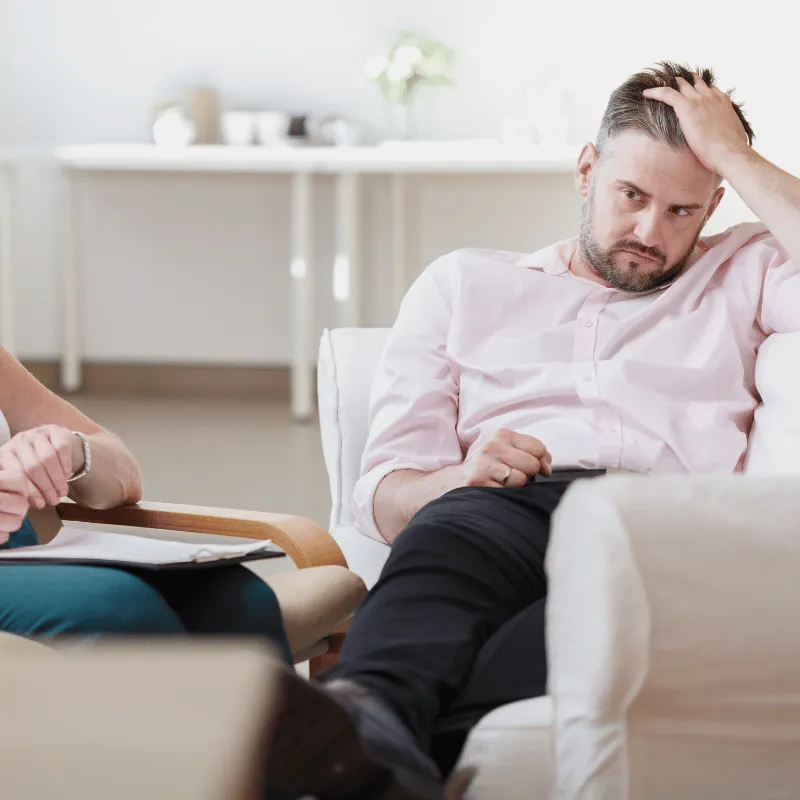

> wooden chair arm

[{"left": 55, "top": 500, "right": 346, "bottom": 570}]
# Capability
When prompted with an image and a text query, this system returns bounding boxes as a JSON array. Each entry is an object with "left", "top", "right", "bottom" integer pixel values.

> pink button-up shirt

[{"left": 353, "top": 222, "right": 800, "bottom": 542}]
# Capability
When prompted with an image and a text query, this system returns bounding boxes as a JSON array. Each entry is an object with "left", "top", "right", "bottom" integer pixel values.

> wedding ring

[{"left": 501, "top": 467, "right": 513, "bottom": 486}]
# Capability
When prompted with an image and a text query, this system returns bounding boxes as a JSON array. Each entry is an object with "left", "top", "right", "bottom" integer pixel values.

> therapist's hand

[
  {"left": 0, "top": 425, "right": 82, "bottom": 509},
  {"left": 0, "top": 470, "right": 30, "bottom": 543}
]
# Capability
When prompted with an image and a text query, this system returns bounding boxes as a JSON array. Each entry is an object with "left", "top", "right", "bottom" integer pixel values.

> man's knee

[{"left": 392, "top": 487, "right": 494, "bottom": 556}]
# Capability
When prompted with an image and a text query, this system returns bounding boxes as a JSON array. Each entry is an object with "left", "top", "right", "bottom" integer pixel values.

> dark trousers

[{"left": 326, "top": 478, "right": 577, "bottom": 775}]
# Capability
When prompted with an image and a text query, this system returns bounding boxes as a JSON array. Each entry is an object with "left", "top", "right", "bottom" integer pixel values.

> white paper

[{"left": 0, "top": 526, "right": 277, "bottom": 565}]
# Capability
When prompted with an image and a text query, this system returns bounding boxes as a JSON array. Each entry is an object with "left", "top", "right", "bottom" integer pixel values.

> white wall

[{"left": 1, "top": 0, "right": 794, "bottom": 362}]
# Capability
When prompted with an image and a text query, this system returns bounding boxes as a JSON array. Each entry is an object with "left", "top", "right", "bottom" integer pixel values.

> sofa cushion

[{"left": 454, "top": 697, "right": 553, "bottom": 800}]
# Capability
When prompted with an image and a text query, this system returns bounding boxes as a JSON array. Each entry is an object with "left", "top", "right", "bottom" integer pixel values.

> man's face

[{"left": 576, "top": 130, "right": 724, "bottom": 293}]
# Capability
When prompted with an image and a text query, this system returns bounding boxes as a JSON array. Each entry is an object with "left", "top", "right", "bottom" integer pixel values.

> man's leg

[
  {"left": 264, "top": 481, "right": 571, "bottom": 799},
  {"left": 429, "top": 598, "right": 547, "bottom": 776},
  {"left": 324, "top": 481, "right": 567, "bottom": 748}
]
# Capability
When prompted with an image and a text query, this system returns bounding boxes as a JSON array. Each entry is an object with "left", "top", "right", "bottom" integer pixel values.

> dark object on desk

[{"left": 288, "top": 115, "right": 309, "bottom": 140}]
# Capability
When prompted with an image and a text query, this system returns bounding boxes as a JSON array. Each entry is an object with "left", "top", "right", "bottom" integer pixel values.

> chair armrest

[{"left": 55, "top": 500, "right": 346, "bottom": 569}]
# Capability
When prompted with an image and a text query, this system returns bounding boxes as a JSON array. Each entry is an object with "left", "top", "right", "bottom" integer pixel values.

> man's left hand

[
  {"left": 643, "top": 74, "right": 750, "bottom": 176},
  {"left": 0, "top": 425, "right": 83, "bottom": 509}
]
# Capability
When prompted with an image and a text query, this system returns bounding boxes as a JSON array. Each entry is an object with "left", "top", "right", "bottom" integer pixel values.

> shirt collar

[
  {"left": 518, "top": 239, "right": 575, "bottom": 275},
  {"left": 518, "top": 235, "right": 718, "bottom": 294}
]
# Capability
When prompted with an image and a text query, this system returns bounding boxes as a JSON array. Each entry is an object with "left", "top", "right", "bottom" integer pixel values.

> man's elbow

[
  {"left": 371, "top": 470, "right": 417, "bottom": 543},
  {"left": 372, "top": 511, "right": 402, "bottom": 545}
]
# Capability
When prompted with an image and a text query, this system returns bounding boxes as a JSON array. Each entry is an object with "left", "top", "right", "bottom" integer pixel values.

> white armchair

[
  {"left": 318, "top": 327, "right": 393, "bottom": 587},
  {"left": 317, "top": 327, "right": 800, "bottom": 799}
]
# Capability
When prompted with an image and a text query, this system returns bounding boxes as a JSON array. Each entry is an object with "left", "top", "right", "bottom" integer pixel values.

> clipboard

[{"left": 0, "top": 526, "right": 286, "bottom": 571}]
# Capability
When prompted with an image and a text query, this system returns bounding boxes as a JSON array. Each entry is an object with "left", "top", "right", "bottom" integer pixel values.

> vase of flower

[
  {"left": 364, "top": 32, "right": 455, "bottom": 142},
  {"left": 390, "top": 101, "right": 411, "bottom": 141}
]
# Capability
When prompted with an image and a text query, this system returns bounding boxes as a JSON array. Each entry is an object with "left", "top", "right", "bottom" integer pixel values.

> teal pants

[{"left": 0, "top": 520, "right": 291, "bottom": 662}]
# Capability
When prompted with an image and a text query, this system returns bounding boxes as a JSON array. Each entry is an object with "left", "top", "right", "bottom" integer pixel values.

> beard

[{"left": 578, "top": 188, "right": 702, "bottom": 293}]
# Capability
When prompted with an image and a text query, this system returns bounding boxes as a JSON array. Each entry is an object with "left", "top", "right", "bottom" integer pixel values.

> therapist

[{"left": 0, "top": 346, "right": 290, "bottom": 656}]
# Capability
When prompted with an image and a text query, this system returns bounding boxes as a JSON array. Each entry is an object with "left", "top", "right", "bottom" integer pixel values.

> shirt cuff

[{"left": 352, "top": 461, "right": 425, "bottom": 544}]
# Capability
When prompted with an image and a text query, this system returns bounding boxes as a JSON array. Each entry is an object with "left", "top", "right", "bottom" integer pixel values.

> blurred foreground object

[{"left": 0, "top": 639, "right": 281, "bottom": 800}]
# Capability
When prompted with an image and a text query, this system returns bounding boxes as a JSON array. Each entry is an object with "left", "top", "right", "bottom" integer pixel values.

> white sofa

[{"left": 318, "top": 327, "right": 800, "bottom": 799}]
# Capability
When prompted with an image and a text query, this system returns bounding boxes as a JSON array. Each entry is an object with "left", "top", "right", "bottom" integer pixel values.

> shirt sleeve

[
  {"left": 352, "top": 254, "right": 463, "bottom": 542},
  {"left": 758, "top": 236, "right": 800, "bottom": 334}
]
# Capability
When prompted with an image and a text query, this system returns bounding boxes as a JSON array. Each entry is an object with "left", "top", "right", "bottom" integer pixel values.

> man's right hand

[
  {"left": 0, "top": 470, "right": 30, "bottom": 544},
  {"left": 460, "top": 429, "right": 552, "bottom": 488},
  {"left": 374, "top": 430, "right": 553, "bottom": 542}
]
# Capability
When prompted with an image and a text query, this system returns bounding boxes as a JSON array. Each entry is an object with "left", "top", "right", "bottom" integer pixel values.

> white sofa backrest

[
  {"left": 317, "top": 328, "right": 800, "bottom": 532},
  {"left": 743, "top": 332, "right": 800, "bottom": 475}
]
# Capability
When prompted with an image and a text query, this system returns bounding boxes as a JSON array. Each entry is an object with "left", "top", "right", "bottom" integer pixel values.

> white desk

[{"left": 56, "top": 143, "right": 577, "bottom": 419}]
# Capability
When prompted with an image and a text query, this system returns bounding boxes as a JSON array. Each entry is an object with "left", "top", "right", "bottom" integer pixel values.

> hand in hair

[{"left": 643, "top": 73, "right": 750, "bottom": 176}]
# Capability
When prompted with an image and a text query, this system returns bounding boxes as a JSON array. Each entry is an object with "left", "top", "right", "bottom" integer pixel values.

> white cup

[
  {"left": 255, "top": 112, "right": 290, "bottom": 146},
  {"left": 221, "top": 111, "right": 255, "bottom": 146},
  {"left": 319, "top": 117, "right": 361, "bottom": 147},
  {"left": 152, "top": 107, "right": 196, "bottom": 147}
]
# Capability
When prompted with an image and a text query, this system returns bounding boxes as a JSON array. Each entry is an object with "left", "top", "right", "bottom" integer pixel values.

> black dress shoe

[
  {"left": 263, "top": 669, "right": 443, "bottom": 799},
  {"left": 324, "top": 679, "right": 443, "bottom": 794}
]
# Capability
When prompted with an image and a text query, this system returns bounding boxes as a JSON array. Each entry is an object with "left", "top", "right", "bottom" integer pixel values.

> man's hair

[{"left": 596, "top": 61, "right": 755, "bottom": 158}]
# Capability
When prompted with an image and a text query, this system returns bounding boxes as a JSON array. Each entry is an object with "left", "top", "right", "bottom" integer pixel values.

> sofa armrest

[
  {"left": 547, "top": 475, "right": 800, "bottom": 799},
  {"left": 56, "top": 500, "right": 347, "bottom": 569}
]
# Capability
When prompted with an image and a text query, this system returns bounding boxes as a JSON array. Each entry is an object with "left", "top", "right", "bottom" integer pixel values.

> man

[{"left": 265, "top": 62, "right": 800, "bottom": 799}]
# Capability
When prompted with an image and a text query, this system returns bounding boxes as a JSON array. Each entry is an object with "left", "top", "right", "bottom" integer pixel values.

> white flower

[
  {"left": 387, "top": 59, "right": 414, "bottom": 83},
  {"left": 364, "top": 56, "right": 389, "bottom": 80},
  {"left": 393, "top": 45, "right": 423, "bottom": 68}
]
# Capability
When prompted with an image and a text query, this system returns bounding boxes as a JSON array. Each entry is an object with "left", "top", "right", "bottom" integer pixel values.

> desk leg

[
  {"left": 61, "top": 173, "right": 81, "bottom": 392},
  {"left": 0, "top": 165, "right": 15, "bottom": 355},
  {"left": 391, "top": 173, "right": 407, "bottom": 315},
  {"left": 333, "top": 173, "right": 361, "bottom": 328},
  {"left": 290, "top": 173, "right": 313, "bottom": 422}
]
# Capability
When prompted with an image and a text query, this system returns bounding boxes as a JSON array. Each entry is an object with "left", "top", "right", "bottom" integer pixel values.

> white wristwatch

[{"left": 67, "top": 431, "right": 92, "bottom": 483}]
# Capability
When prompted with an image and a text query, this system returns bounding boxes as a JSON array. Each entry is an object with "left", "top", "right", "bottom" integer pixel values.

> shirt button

[
  {"left": 583, "top": 374, "right": 593, "bottom": 382},
  {"left": 584, "top": 319, "right": 594, "bottom": 328},
  {"left": 611, "top": 425, "right": 620, "bottom": 433}
]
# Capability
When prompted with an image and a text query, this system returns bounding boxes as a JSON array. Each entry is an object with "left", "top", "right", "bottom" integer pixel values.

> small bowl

[
  {"left": 255, "top": 112, "right": 290, "bottom": 146},
  {"left": 221, "top": 111, "right": 255, "bottom": 146}
]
